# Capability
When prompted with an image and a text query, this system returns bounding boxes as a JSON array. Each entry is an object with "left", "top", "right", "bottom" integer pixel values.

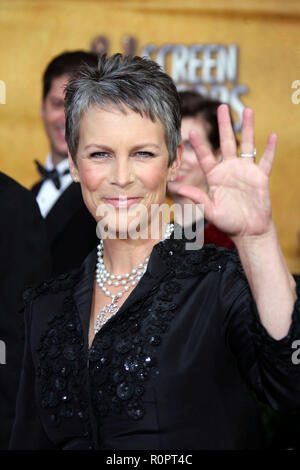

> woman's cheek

[
  {"left": 141, "top": 162, "right": 168, "bottom": 190},
  {"left": 80, "top": 165, "right": 105, "bottom": 191}
]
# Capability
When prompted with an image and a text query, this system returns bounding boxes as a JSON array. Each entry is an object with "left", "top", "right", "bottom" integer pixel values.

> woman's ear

[{"left": 68, "top": 152, "right": 80, "bottom": 183}]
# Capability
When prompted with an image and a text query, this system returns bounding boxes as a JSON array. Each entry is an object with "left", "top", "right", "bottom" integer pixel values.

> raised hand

[{"left": 174, "top": 104, "right": 277, "bottom": 240}]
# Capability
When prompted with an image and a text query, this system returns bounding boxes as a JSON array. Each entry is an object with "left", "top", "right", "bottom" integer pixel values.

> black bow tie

[{"left": 35, "top": 160, "right": 70, "bottom": 190}]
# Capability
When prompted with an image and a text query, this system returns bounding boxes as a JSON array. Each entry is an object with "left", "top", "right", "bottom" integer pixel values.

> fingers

[
  {"left": 240, "top": 107, "right": 255, "bottom": 161},
  {"left": 189, "top": 130, "right": 218, "bottom": 175},
  {"left": 217, "top": 104, "right": 237, "bottom": 159},
  {"left": 258, "top": 133, "right": 277, "bottom": 176},
  {"left": 175, "top": 184, "right": 214, "bottom": 220}
]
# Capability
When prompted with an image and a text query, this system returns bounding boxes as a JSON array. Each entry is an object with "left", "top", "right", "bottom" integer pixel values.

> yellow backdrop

[{"left": 0, "top": 0, "right": 300, "bottom": 272}]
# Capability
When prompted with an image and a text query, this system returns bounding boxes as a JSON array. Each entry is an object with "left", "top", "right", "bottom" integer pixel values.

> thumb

[{"left": 176, "top": 185, "right": 214, "bottom": 221}]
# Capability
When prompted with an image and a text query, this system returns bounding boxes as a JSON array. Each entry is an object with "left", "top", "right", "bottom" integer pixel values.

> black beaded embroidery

[
  {"left": 88, "top": 277, "right": 180, "bottom": 421},
  {"left": 23, "top": 271, "right": 81, "bottom": 304},
  {"left": 36, "top": 294, "right": 90, "bottom": 433}
]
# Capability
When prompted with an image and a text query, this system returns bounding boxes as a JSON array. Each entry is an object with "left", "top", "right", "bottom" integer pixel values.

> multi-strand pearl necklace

[{"left": 94, "top": 223, "right": 174, "bottom": 334}]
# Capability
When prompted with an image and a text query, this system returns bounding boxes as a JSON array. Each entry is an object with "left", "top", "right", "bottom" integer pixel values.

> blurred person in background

[
  {"left": 32, "top": 51, "right": 99, "bottom": 275},
  {"left": 0, "top": 172, "right": 50, "bottom": 448}
]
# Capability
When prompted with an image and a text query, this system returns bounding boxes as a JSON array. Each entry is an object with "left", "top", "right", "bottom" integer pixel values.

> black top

[
  {"left": 9, "top": 234, "right": 300, "bottom": 450},
  {"left": 0, "top": 172, "right": 51, "bottom": 449}
]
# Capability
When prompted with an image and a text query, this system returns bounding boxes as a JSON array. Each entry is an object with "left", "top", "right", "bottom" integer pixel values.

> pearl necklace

[{"left": 94, "top": 223, "right": 174, "bottom": 334}]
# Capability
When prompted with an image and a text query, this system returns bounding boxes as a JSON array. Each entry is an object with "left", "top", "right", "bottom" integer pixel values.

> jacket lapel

[
  {"left": 72, "top": 249, "right": 96, "bottom": 351},
  {"left": 45, "top": 183, "right": 84, "bottom": 243},
  {"left": 31, "top": 180, "right": 43, "bottom": 198}
]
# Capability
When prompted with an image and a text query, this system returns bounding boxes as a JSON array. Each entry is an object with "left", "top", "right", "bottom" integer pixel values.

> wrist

[{"left": 232, "top": 221, "right": 278, "bottom": 252}]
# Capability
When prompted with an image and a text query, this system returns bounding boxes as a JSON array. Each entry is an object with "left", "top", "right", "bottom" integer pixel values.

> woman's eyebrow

[
  {"left": 83, "top": 143, "right": 161, "bottom": 152},
  {"left": 84, "top": 144, "right": 113, "bottom": 152},
  {"left": 130, "top": 143, "right": 161, "bottom": 151}
]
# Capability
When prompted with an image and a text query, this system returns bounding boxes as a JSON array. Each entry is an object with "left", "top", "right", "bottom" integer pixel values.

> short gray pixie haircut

[{"left": 64, "top": 53, "right": 181, "bottom": 164}]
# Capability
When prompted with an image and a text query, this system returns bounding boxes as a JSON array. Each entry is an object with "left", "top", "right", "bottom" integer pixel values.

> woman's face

[
  {"left": 69, "top": 104, "right": 180, "bottom": 238},
  {"left": 168, "top": 116, "right": 215, "bottom": 195}
]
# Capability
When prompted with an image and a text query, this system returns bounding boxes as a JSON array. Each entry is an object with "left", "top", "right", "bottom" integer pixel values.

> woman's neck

[
  {"left": 100, "top": 236, "right": 159, "bottom": 275},
  {"left": 97, "top": 210, "right": 173, "bottom": 274}
]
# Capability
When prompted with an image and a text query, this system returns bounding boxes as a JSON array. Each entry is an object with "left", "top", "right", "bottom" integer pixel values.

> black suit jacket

[
  {"left": 31, "top": 180, "right": 98, "bottom": 276},
  {"left": 0, "top": 172, "right": 51, "bottom": 449}
]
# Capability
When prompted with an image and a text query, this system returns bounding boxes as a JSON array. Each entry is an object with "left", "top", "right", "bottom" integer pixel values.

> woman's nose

[{"left": 111, "top": 158, "right": 134, "bottom": 187}]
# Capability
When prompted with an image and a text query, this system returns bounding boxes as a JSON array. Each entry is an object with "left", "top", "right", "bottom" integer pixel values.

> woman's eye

[
  {"left": 90, "top": 152, "right": 110, "bottom": 159},
  {"left": 135, "top": 151, "right": 154, "bottom": 158}
]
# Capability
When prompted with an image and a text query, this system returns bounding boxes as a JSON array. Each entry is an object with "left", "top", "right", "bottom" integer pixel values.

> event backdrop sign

[{"left": 142, "top": 43, "right": 246, "bottom": 131}]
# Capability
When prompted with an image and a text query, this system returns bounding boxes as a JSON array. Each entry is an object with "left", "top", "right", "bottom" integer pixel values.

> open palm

[{"left": 174, "top": 105, "right": 277, "bottom": 239}]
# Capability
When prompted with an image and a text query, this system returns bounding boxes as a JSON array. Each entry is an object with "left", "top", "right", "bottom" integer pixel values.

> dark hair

[
  {"left": 42, "top": 50, "right": 98, "bottom": 100},
  {"left": 65, "top": 53, "right": 181, "bottom": 164},
  {"left": 179, "top": 90, "right": 237, "bottom": 152}
]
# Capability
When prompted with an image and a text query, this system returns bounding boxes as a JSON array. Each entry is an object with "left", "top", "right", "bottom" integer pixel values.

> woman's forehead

[{"left": 78, "top": 104, "right": 167, "bottom": 148}]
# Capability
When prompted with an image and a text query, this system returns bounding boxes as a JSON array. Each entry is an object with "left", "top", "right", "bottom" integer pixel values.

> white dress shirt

[{"left": 36, "top": 155, "right": 73, "bottom": 218}]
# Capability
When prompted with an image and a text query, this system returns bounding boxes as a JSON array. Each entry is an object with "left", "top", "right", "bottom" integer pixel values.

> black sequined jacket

[{"left": 9, "top": 236, "right": 300, "bottom": 450}]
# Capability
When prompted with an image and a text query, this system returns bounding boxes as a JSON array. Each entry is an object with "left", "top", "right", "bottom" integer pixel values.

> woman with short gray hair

[{"left": 10, "top": 53, "right": 300, "bottom": 450}]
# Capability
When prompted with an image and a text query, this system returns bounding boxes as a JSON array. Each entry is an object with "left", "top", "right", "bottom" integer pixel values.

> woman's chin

[{"left": 96, "top": 215, "right": 151, "bottom": 241}]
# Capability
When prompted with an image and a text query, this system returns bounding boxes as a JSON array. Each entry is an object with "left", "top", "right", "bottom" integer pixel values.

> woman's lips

[{"left": 103, "top": 197, "right": 142, "bottom": 208}]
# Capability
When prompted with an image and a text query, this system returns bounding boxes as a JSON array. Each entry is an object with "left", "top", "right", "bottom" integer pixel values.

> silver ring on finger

[{"left": 240, "top": 148, "right": 256, "bottom": 159}]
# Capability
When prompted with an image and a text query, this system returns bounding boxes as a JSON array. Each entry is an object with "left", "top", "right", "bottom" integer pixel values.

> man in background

[
  {"left": 0, "top": 172, "right": 50, "bottom": 448},
  {"left": 32, "top": 51, "right": 99, "bottom": 275}
]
